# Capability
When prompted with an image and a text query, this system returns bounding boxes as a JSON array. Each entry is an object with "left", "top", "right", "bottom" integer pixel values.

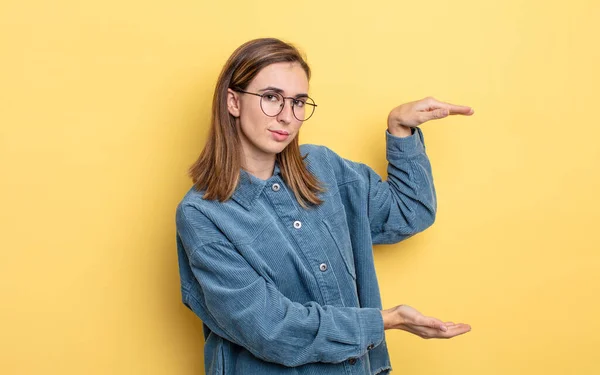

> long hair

[{"left": 188, "top": 38, "right": 324, "bottom": 208}]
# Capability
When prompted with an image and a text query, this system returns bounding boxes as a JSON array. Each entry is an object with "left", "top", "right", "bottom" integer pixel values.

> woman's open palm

[{"left": 382, "top": 304, "right": 472, "bottom": 339}]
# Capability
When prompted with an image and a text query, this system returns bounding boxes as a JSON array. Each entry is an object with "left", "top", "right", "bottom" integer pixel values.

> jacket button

[
  {"left": 319, "top": 263, "right": 328, "bottom": 272},
  {"left": 367, "top": 344, "right": 375, "bottom": 350},
  {"left": 293, "top": 221, "right": 302, "bottom": 229},
  {"left": 348, "top": 358, "right": 357, "bottom": 365},
  {"left": 271, "top": 183, "right": 280, "bottom": 191}
]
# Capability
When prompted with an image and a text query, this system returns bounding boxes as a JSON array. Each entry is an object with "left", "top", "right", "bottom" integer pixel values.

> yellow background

[{"left": 2, "top": 0, "right": 599, "bottom": 373}]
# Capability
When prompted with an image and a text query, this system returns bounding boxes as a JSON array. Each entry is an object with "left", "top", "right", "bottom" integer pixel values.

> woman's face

[{"left": 228, "top": 62, "right": 309, "bottom": 163}]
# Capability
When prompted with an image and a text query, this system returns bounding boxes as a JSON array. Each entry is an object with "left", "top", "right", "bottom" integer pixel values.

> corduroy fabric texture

[{"left": 176, "top": 128, "right": 436, "bottom": 374}]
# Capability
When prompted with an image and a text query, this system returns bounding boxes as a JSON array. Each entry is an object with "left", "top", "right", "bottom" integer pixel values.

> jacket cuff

[
  {"left": 358, "top": 308, "right": 385, "bottom": 353},
  {"left": 386, "top": 127, "right": 426, "bottom": 157}
]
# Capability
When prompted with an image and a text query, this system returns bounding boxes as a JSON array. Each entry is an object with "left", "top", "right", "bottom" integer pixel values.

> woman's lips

[{"left": 269, "top": 129, "right": 290, "bottom": 141}]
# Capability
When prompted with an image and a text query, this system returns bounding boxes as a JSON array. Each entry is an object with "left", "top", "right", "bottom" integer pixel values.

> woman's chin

[
  {"left": 266, "top": 138, "right": 294, "bottom": 154},
  {"left": 269, "top": 145, "right": 288, "bottom": 155}
]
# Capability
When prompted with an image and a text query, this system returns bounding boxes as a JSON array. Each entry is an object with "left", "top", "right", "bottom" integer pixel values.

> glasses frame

[{"left": 233, "top": 89, "right": 317, "bottom": 122}]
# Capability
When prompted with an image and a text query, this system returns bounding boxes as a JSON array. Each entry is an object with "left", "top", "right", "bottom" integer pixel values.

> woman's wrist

[
  {"left": 381, "top": 307, "right": 402, "bottom": 330},
  {"left": 387, "top": 124, "right": 413, "bottom": 138},
  {"left": 387, "top": 106, "right": 413, "bottom": 138}
]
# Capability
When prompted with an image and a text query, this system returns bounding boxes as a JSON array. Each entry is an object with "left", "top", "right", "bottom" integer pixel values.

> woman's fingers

[
  {"left": 416, "top": 97, "right": 474, "bottom": 118},
  {"left": 395, "top": 305, "right": 471, "bottom": 339},
  {"left": 387, "top": 97, "right": 474, "bottom": 128},
  {"left": 416, "top": 316, "right": 471, "bottom": 337},
  {"left": 449, "top": 106, "right": 474, "bottom": 115},
  {"left": 404, "top": 324, "right": 469, "bottom": 339},
  {"left": 442, "top": 323, "right": 471, "bottom": 338},
  {"left": 416, "top": 108, "right": 450, "bottom": 124},
  {"left": 419, "top": 323, "right": 471, "bottom": 339},
  {"left": 415, "top": 316, "right": 449, "bottom": 332}
]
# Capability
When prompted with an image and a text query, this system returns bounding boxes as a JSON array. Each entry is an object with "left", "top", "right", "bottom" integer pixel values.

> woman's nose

[{"left": 277, "top": 100, "right": 294, "bottom": 124}]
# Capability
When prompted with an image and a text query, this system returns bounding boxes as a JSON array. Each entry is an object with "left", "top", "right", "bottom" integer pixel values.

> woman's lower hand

[
  {"left": 387, "top": 96, "right": 474, "bottom": 137},
  {"left": 381, "top": 304, "right": 471, "bottom": 339}
]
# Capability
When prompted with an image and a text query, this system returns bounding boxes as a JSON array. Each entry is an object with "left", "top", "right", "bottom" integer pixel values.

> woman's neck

[{"left": 242, "top": 154, "right": 276, "bottom": 181}]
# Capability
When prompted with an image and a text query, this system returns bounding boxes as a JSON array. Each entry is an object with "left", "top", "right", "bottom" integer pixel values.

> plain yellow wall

[{"left": 2, "top": 0, "right": 599, "bottom": 373}]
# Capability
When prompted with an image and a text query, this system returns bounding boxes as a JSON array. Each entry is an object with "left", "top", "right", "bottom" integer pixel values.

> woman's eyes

[
  {"left": 262, "top": 93, "right": 307, "bottom": 107},
  {"left": 263, "top": 94, "right": 280, "bottom": 102},
  {"left": 293, "top": 99, "right": 306, "bottom": 107}
]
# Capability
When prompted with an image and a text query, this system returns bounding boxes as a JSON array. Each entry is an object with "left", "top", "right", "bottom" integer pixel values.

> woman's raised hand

[
  {"left": 381, "top": 304, "right": 471, "bottom": 339},
  {"left": 387, "top": 96, "right": 474, "bottom": 136}
]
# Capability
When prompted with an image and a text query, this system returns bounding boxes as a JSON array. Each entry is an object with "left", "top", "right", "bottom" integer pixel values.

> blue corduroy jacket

[{"left": 176, "top": 128, "right": 436, "bottom": 374}]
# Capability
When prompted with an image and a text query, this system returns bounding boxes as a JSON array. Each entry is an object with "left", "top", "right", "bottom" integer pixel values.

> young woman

[{"left": 176, "top": 38, "right": 473, "bottom": 374}]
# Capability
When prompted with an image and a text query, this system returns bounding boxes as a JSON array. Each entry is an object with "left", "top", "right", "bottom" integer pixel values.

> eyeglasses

[{"left": 233, "top": 89, "right": 317, "bottom": 121}]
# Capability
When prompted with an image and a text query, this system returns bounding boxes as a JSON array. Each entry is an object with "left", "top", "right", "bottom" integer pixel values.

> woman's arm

[
  {"left": 325, "top": 96, "right": 474, "bottom": 244},
  {"left": 323, "top": 126, "right": 435, "bottom": 244},
  {"left": 177, "top": 205, "right": 384, "bottom": 367},
  {"left": 381, "top": 97, "right": 474, "bottom": 337}
]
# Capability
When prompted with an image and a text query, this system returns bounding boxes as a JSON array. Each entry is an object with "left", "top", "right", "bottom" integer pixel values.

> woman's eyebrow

[
  {"left": 259, "top": 86, "right": 308, "bottom": 98},
  {"left": 258, "top": 86, "right": 284, "bottom": 94}
]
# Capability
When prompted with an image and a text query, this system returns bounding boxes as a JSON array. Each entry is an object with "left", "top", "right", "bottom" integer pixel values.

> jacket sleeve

[
  {"left": 176, "top": 205, "right": 385, "bottom": 367},
  {"left": 324, "top": 127, "right": 437, "bottom": 244}
]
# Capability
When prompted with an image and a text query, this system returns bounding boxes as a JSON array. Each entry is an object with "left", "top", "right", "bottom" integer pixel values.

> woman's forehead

[{"left": 249, "top": 62, "right": 309, "bottom": 94}]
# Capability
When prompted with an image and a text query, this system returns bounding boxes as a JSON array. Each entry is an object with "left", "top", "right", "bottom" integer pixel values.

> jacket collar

[{"left": 231, "top": 162, "right": 281, "bottom": 209}]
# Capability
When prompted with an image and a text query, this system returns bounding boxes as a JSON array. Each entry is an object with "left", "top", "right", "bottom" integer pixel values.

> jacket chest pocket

[{"left": 323, "top": 208, "right": 357, "bottom": 280}]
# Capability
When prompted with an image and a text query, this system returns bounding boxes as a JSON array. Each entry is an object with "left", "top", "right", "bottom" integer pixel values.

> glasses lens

[
  {"left": 260, "top": 92, "right": 284, "bottom": 117},
  {"left": 293, "top": 97, "right": 315, "bottom": 121}
]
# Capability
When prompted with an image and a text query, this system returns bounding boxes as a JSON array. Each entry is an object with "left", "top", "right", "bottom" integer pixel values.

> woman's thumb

[{"left": 420, "top": 108, "right": 449, "bottom": 123}]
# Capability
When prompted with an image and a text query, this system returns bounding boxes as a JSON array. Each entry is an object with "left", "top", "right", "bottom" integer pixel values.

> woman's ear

[{"left": 227, "top": 88, "right": 241, "bottom": 118}]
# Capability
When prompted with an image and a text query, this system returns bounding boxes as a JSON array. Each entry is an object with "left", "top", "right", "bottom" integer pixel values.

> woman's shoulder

[
  {"left": 175, "top": 186, "right": 231, "bottom": 244},
  {"left": 299, "top": 143, "right": 336, "bottom": 177},
  {"left": 299, "top": 143, "right": 328, "bottom": 156},
  {"left": 300, "top": 143, "right": 363, "bottom": 186},
  {"left": 176, "top": 184, "right": 240, "bottom": 219},
  {"left": 177, "top": 184, "right": 207, "bottom": 209},
  {"left": 299, "top": 143, "right": 341, "bottom": 167},
  {"left": 299, "top": 143, "right": 355, "bottom": 164}
]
